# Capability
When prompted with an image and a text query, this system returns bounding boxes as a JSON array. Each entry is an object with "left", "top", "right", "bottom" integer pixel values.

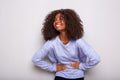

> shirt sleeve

[
  {"left": 77, "top": 39, "right": 101, "bottom": 71},
  {"left": 32, "top": 41, "right": 56, "bottom": 72}
]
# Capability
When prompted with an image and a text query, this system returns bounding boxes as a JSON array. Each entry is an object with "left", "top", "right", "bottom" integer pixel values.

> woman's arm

[
  {"left": 77, "top": 39, "right": 101, "bottom": 71},
  {"left": 32, "top": 41, "right": 56, "bottom": 72}
]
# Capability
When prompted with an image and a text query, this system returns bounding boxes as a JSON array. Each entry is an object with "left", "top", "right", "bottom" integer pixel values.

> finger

[
  {"left": 62, "top": 65, "right": 66, "bottom": 70},
  {"left": 57, "top": 64, "right": 66, "bottom": 71},
  {"left": 70, "top": 62, "right": 80, "bottom": 69},
  {"left": 70, "top": 63, "right": 74, "bottom": 67}
]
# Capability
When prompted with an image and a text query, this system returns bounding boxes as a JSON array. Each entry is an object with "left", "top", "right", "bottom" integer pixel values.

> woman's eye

[{"left": 60, "top": 16, "right": 64, "bottom": 20}]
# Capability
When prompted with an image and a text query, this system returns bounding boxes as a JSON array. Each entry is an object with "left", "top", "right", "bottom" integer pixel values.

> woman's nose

[{"left": 55, "top": 18, "right": 61, "bottom": 23}]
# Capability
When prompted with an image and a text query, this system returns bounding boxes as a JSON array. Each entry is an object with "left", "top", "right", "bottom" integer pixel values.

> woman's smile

[{"left": 53, "top": 13, "right": 66, "bottom": 32}]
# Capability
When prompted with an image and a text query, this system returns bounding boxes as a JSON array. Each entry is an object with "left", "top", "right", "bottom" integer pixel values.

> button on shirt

[{"left": 32, "top": 36, "right": 100, "bottom": 79}]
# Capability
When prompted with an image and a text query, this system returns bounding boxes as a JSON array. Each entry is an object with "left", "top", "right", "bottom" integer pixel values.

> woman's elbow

[
  {"left": 95, "top": 56, "right": 101, "bottom": 64},
  {"left": 32, "top": 57, "right": 38, "bottom": 64}
]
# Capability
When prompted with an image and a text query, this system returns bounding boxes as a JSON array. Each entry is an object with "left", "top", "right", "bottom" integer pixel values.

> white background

[{"left": 0, "top": 0, "right": 120, "bottom": 80}]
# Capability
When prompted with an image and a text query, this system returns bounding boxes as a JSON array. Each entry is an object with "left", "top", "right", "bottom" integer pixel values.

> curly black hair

[{"left": 42, "top": 9, "right": 84, "bottom": 41}]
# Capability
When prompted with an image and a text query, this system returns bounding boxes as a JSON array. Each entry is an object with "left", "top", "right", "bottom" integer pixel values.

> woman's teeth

[{"left": 56, "top": 24, "right": 61, "bottom": 27}]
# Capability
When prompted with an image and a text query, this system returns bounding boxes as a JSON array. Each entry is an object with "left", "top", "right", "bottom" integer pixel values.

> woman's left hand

[{"left": 70, "top": 62, "right": 80, "bottom": 69}]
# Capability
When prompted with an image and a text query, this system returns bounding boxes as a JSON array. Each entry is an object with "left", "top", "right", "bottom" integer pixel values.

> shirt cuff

[
  {"left": 79, "top": 63, "right": 85, "bottom": 71},
  {"left": 52, "top": 63, "right": 57, "bottom": 72}
]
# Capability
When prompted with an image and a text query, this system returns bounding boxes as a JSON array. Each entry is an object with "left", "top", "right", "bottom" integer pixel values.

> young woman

[{"left": 32, "top": 9, "right": 100, "bottom": 80}]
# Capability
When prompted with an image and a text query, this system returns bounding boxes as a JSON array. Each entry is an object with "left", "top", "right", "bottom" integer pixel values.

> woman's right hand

[{"left": 56, "top": 64, "right": 66, "bottom": 72}]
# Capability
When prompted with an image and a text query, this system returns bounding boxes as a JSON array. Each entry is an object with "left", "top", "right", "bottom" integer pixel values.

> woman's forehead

[{"left": 55, "top": 13, "right": 64, "bottom": 17}]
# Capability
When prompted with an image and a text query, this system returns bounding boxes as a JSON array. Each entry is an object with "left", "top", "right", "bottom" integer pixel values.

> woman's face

[{"left": 53, "top": 13, "right": 66, "bottom": 32}]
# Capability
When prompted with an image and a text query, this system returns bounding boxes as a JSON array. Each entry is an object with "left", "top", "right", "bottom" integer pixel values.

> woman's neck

[{"left": 59, "top": 31, "right": 69, "bottom": 44}]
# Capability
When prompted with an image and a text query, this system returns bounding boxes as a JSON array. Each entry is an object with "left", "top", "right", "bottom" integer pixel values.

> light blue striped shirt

[{"left": 32, "top": 36, "right": 100, "bottom": 79}]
